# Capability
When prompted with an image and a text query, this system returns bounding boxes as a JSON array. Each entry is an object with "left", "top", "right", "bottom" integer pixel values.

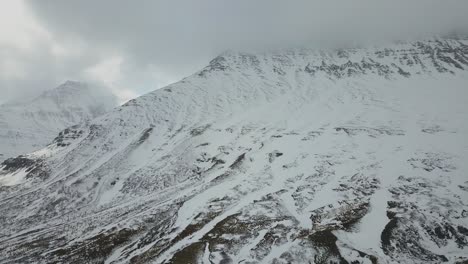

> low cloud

[{"left": 1, "top": 0, "right": 467, "bottom": 103}]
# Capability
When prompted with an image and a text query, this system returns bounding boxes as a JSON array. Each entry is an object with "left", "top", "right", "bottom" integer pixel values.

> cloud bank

[{"left": 1, "top": 0, "right": 467, "bottom": 103}]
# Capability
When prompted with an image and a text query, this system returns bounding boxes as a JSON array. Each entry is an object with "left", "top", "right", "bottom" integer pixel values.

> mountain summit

[
  {"left": 1, "top": 39, "right": 468, "bottom": 263},
  {"left": 0, "top": 81, "right": 118, "bottom": 162}
]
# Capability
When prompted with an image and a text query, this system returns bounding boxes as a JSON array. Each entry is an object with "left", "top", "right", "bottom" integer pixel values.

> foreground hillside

[{"left": 1, "top": 38, "right": 468, "bottom": 263}]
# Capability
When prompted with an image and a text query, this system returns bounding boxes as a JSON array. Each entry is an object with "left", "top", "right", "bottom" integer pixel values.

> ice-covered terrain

[
  {"left": 0, "top": 81, "right": 118, "bottom": 163},
  {"left": 1, "top": 38, "right": 468, "bottom": 263}
]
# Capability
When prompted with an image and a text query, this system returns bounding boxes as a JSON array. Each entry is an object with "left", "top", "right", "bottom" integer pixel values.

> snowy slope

[
  {"left": 0, "top": 81, "right": 118, "bottom": 163},
  {"left": 0, "top": 38, "right": 468, "bottom": 264}
]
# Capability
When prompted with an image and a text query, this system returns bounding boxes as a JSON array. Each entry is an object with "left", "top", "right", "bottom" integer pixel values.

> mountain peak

[
  {"left": 0, "top": 81, "right": 119, "bottom": 162},
  {"left": 62, "top": 80, "right": 84, "bottom": 86},
  {"left": 51, "top": 80, "right": 88, "bottom": 93}
]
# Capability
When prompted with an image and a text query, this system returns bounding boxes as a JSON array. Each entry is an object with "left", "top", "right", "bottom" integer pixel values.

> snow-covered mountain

[
  {"left": 1, "top": 38, "right": 468, "bottom": 263},
  {"left": 0, "top": 81, "right": 118, "bottom": 163}
]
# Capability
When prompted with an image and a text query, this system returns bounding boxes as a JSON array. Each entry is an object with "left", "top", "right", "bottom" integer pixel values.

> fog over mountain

[{"left": 1, "top": 0, "right": 468, "bottom": 103}]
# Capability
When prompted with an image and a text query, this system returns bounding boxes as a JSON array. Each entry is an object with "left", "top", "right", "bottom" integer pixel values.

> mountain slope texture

[
  {"left": 0, "top": 81, "right": 118, "bottom": 163},
  {"left": 1, "top": 38, "right": 468, "bottom": 264}
]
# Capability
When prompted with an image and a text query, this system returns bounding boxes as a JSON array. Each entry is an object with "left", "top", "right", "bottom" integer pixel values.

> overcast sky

[{"left": 1, "top": 0, "right": 467, "bottom": 103}]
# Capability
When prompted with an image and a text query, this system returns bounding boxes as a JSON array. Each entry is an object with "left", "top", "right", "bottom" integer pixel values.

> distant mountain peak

[
  {"left": 0, "top": 81, "right": 119, "bottom": 162},
  {"left": 61, "top": 80, "right": 85, "bottom": 86}
]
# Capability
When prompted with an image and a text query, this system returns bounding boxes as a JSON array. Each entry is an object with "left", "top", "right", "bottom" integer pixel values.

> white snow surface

[{"left": 0, "top": 38, "right": 468, "bottom": 264}]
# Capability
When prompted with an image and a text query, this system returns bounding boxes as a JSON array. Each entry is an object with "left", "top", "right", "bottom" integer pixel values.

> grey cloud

[
  {"left": 0, "top": 40, "right": 96, "bottom": 103},
  {"left": 2, "top": 0, "right": 468, "bottom": 103},
  {"left": 27, "top": 0, "right": 468, "bottom": 50}
]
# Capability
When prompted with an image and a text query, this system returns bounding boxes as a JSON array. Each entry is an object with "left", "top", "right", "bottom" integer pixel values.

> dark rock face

[
  {"left": 381, "top": 217, "right": 450, "bottom": 263},
  {"left": 1, "top": 156, "right": 49, "bottom": 182},
  {"left": 52, "top": 125, "right": 85, "bottom": 147},
  {"left": 50, "top": 228, "right": 140, "bottom": 264},
  {"left": 53, "top": 125, "right": 84, "bottom": 147},
  {"left": 2, "top": 157, "right": 36, "bottom": 171}
]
